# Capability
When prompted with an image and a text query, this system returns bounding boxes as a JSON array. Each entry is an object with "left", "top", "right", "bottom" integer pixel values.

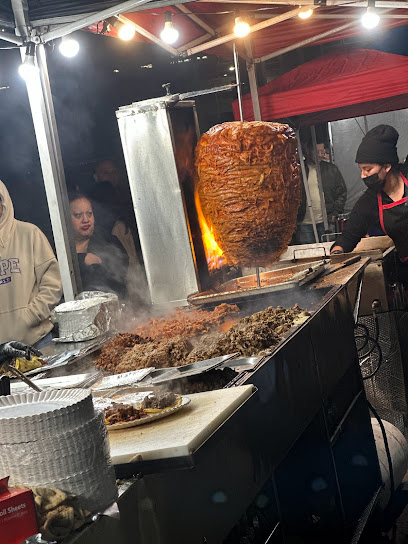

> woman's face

[
  {"left": 70, "top": 198, "right": 95, "bottom": 241},
  {"left": 358, "top": 163, "right": 390, "bottom": 180}
]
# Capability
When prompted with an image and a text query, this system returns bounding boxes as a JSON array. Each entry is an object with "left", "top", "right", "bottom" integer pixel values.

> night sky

[{"left": 0, "top": 22, "right": 407, "bottom": 242}]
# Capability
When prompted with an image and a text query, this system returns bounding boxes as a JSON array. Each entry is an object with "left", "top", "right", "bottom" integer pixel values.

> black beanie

[{"left": 355, "top": 124, "right": 399, "bottom": 165}]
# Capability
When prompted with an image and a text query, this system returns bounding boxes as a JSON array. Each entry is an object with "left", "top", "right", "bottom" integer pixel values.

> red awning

[
  {"left": 233, "top": 48, "right": 408, "bottom": 125},
  {"left": 87, "top": 5, "right": 408, "bottom": 61}
]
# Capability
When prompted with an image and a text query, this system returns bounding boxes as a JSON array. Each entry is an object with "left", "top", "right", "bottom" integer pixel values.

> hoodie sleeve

[{"left": 24, "top": 228, "right": 63, "bottom": 327}]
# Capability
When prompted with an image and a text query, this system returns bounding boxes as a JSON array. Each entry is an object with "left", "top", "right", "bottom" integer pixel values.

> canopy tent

[
  {"left": 232, "top": 48, "right": 408, "bottom": 125},
  {"left": 1, "top": 0, "right": 408, "bottom": 299}
]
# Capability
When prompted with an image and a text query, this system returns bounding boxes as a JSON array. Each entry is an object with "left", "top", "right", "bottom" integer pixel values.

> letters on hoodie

[{"left": 0, "top": 258, "right": 21, "bottom": 277}]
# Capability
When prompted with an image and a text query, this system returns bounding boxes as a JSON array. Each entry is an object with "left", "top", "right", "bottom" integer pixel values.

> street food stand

[{"left": 1, "top": 2, "right": 408, "bottom": 543}]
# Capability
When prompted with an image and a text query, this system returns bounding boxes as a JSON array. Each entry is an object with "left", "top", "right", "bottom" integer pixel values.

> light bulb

[
  {"left": 59, "top": 36, "right": 80, "bottom": 58},
  {"left": 234, "top": 17, "right": 250, "bottom": 38},
  {"left": 118, "top": 23, "right": 135, "bottom": 41},
  {"left": 160, "top": 13, "right": 179, "bottom": 44},
  {"left": 298, "top": 8, "right": 313, "bottom": 19},
  {"left": 18, "top": 43, "right": 38, "bottom": 81},
  {"left": 361, "top": 7, "right": 380, "bottom": 29}
]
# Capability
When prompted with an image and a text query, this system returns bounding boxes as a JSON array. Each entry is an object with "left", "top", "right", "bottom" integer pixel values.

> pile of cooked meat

[
  {"left": 133, "top": 303, "right": 239, "bottom": 340},
  {"left": 195, "top": 121, "right": 301, "bottom": 268},
  {"left": 94, "top": 304, "right": 306, "bottom": 374},
  {"left": 104, "top": 402, "right": 146, "bottom": 425}
]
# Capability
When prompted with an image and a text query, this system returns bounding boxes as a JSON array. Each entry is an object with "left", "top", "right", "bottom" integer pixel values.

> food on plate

[
  {"left": 103, "top": 402, "right": 147, "bottom": 425},
  {"left": 133, "top": 303, "right": 239, "bottom": 341},
  {"left": 141, "top": 392, "right": 179, "bottom": 412},
  {"left": 195, "top": 121, "right": 301, "bottom": 267}
]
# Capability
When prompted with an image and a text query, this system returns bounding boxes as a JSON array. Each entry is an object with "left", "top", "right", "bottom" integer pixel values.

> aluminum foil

[{"left": 52, "top": 292, "right": 119, "bottom": 343}]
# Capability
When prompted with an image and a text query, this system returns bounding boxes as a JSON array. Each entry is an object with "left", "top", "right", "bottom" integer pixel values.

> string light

[
  {"left": 117, "top": 22, "right": 136, "bottom": 41},
  {"left": 106, "top": 17, "right": 136, "bottom": 41},
  {"left": 160, "top": 12, "right": 179, "bottom": 44},
  {"left": 59, "top": 36, "right": 80, "bottom": 57},
  {"left": 298, "top": 7, "right": 313, "bottom": 19},
  {"left": 18, "top": 43, "right": 38, "bottom": 81},
  {"left": 234, "top": 16, "right": 250, "bottom": 38},
  {"left": 361, "top": 3, "right": 380, "bottom": 29}
]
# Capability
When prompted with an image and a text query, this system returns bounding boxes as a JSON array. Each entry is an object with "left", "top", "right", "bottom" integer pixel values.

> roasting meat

[{"left": 195, "top": 121, "right": 301, "bottom": 267}]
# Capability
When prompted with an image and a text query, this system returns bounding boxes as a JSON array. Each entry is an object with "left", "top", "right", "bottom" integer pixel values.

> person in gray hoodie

[{"left": 0, "top": 180, "right": 62, "bottom": 347}]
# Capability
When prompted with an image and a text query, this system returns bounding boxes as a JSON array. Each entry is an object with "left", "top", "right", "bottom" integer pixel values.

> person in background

[
  {"left": 295, "top": 140, "right": 347, "bottom": 244},
  {"left": 69, "top": 193, "right": 128, "bottom": 300},
  {"left": 332, "top": 125, "right": 408, "bottom": 287},
  {"left": 93, "top": 159, "right": 120, "bottom": 188},
  {"left": 0, "top": 180, "right": 62, "bottom": 348},
  {"left": 88, "top": 182, "right": 148, "bottom": 307}
]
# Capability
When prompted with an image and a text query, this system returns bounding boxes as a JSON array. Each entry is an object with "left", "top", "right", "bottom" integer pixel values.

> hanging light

[
  {"left": 107, "top": 17, "right": 136, "bottom": 41},
  {"left": 117, "top": 22, "right": 136, "bottom": 41},
  {"left": 361, "top": 0, "right": 380, "bottom": 29},
  {"left": 59, "top": 35, "right": 80, "bottom": 57},
  {"left": 298, "top": 7, "right": 313, "bottom": 19},
  {"left": 234, "top": 16, "right": 250, "bottom": 38},
  {"left": 361, "top": 8, "right": 380, "bottom": 29},
  {"left": 160, "top": 12, "right": 179, "bottom": 44},
  {"left": 18, "top": 42, "right": 38, "bottom": 81}
]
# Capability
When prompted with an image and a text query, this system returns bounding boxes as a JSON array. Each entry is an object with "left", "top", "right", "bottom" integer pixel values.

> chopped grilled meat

[
  {"left": 133, "top": 303, "right": 239, "bottom": 341},
  {"left": 141, "top": 392, "right": 178, "bottom": 410},
  {"left": 104, "top": 402, "right": 146, "bottom": 425}
]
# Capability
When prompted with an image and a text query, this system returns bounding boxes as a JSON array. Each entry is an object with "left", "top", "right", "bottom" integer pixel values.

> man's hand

[
  {"left": 0, "top": 341, "right": 42, "bottom": 365},
  {"left": 85, "top": 253, "right": 102, "bottom": 265}
]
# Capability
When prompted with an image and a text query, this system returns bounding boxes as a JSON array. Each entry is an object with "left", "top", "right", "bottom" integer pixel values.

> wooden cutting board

[{"left": 108, "top": 385, "right": 255, "bottom": 466}]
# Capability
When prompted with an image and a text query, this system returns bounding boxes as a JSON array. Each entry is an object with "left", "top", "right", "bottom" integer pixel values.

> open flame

[{"left": 194, "top": 189, "right": 226, "bottom": 271}]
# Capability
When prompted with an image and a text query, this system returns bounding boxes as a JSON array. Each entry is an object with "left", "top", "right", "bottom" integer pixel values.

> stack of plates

[{"left": 0, "top": 390, "right": 117, "bottom": 513}]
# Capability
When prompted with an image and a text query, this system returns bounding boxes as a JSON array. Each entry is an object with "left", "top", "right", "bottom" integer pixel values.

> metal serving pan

[{"left": 187, "top": 261, "right": 326, "bottom": 306}]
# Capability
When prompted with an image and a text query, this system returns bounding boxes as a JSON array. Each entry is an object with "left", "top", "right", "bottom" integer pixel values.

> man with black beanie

[{"left": 332, "top": 124, "right": 408, "bottom": 287}]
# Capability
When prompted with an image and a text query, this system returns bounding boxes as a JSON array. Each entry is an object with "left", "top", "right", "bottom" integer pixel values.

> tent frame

[{"left": 6, "top": 0, "right": 408, "bottom": 298}]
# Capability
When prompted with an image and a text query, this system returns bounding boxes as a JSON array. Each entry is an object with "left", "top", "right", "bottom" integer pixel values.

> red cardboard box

[{"left": 0, "top": 476, "right": 38, "bottom": 544}]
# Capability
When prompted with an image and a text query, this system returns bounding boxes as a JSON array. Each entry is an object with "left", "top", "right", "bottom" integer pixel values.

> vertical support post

[
  {"left": 364, "top": 115, "right": 369, "bottom": 134},
  {"left": 245, "top": 38, "right": 262, "bottom": 121},
  {"left": 22, "top": 44, "right": 80, "bottom": 301},
  {"left": 233, "top": 42, "right": 243, "bottom": 122},
  {"left": 328, "top": 121, "right": 335, "bottom": 163},
  {"left": 296, "top": 132, "right": 319, "bottom": 244},
  {"left": 311, "top": 125, "right": 329, "bottom": 231}
]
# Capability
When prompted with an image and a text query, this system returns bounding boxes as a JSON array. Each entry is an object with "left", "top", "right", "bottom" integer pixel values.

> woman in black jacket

[
  {"left": 332, "top": 124, "right": 408, "bottom": 286},
  {"left": 69, "top": 193, "right": 128, "bottom": 300}
]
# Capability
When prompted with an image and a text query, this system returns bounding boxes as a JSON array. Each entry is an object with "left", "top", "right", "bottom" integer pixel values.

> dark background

[{"left": 0, "top": 22, "right": 407, "bottom": 242}]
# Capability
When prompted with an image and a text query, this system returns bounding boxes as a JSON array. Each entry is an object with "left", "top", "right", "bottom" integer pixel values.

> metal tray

[
  {"left": 143, "top": 354, "right": 241, "bottom": 385},
  {"left": 188, "top": 261, "right": 326, "bottom": 306}
]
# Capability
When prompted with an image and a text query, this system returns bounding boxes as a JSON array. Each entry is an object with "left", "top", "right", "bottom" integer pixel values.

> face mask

[{"left": 363, "top": 172, "right": 384, "bottom": 192}]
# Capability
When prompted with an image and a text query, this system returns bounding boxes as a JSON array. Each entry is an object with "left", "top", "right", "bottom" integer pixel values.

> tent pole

[
  {"left": 364, "top": 116, "right": 369, "bottom": 134},
  {"left": 22, "top": 44, "right": 80, "bottom": 301},
  {"left": 311, "top": 125, "right": 329, "bottom": 232},
  {"left": 233, "top": 43, "right": 244, "bottom": 121},
  {"left": 296, "top": 132, "right": 319, "bottom": 244},
  {"left": 245, "top": 37, "right": 262, "bottom": 121},
  {"left": 328, "top": 122, "right": 335, "bottom": 163}
]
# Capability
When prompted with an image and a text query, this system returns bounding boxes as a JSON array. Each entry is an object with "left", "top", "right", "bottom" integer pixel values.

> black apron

[{"left": 378, "top": 174, "right": 408, "bottom": 262}]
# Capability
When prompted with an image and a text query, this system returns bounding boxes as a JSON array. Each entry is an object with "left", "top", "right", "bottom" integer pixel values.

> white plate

[{"left": 106, "top": 396, "right": 191, "bottom": 431}]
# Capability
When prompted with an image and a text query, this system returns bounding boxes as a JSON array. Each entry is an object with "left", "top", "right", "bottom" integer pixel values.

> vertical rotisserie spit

[{"left": 195, "top": 121, "right": 301, "bottom": 268}]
